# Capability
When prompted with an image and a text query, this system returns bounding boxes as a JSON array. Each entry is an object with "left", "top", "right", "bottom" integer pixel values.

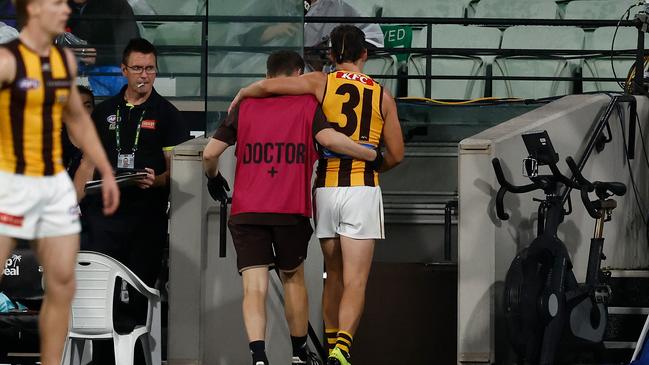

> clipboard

[{"left": 84, "top": 169, "right": 148, "bottom": 194}]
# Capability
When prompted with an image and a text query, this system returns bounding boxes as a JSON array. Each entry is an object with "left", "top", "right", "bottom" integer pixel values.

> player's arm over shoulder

[
  {"left": 241, "top": 71, "right": 327, "bottom": 101},
  {"left": 379, "top": 88, "right": 405, "bottom": 172},
  {"left": 0, "top": 48, "right": 16, "bottom": 87}
]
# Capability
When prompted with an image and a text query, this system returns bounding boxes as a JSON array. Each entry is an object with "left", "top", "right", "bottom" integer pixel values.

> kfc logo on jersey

[
  {"left": 336, "top": 72, "right": 374, "bottom": 86},
  {"left": 17, "top": 78, "right": 40, "bottom": 90},
  {"left": 142, "top": 119, "right": 157, "bottom": 130}
]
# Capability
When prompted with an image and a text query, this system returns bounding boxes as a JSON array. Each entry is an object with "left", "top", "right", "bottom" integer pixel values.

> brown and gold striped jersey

[
  {"left": 0, "top": 39, "right": 72, "bottom": 176},
  {"left": 315, "top": 70, "right": 384, "bottom": 188}
]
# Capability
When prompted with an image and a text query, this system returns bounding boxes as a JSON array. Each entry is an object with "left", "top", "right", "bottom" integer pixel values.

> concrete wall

[{"left": 457, "top": 94, "right": 649, "bottom": 364}]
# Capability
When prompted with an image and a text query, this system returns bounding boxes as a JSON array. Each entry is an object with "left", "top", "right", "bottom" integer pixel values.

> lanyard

[{"left": 115, "top": 104, "right": 145, "bottom": 154}]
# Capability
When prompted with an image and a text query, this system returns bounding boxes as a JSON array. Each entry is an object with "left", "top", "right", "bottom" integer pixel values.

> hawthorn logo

[
  {"left": 335, "top": 72, "right": 374, "bottom": 86},
  {"left": 4, "top": 254, "right": 22, "bottom": 276}
]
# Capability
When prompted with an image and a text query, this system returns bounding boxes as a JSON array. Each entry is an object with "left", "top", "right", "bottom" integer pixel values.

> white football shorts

[
  {"left": 0, "top": 171, "right": 81, "bottom": 240},
  {"left": 314, "top": 186, "right": 384, "bottom": 240}
]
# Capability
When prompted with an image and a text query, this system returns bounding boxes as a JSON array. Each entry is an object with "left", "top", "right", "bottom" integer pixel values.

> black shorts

[{"left": 228, "top": 217, "right": 313, "bottom": 272}]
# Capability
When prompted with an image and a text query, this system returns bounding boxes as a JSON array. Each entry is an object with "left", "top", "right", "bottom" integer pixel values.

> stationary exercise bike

[{"left": 492, "top": 131, "right": 627, "bottom": 365}]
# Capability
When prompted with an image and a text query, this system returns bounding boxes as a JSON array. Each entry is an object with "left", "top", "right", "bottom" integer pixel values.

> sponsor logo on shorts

[
  {"left": 69, "top": 205, "right": 81, "bottom": 216},
  {"left": 142, "top": 119, "right": 157, "bottom": 130},
  {"left": 335, "top": 72, "right": 374, "bottom": 86},
  {"left": 4, "top": 254, "right": 21, "bottom": 276},
  {"left": 0, "top": 212, "right": 23, "bottom": 227},
  {"left": 17, "top": 78, "right": 40, "bottom": 90}
]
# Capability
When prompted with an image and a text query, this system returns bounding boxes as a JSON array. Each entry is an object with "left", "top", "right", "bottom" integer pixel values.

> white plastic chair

[{"left": 61, "top": 251, "right": 161, "bottom": 365}]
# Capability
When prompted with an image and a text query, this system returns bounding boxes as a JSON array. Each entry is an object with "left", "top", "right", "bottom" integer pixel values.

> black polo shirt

[{"left": 84, "top": 86, "right": 188, "bottom": 215}]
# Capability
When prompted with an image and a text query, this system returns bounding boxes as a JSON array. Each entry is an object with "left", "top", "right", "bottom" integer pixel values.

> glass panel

[{"left": 206, "top": 0, "right": 304, "bottom": 133}]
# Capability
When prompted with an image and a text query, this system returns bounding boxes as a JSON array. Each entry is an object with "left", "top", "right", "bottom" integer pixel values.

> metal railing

[{"left": 2, "top": 14, "right": 646, "bottom": 100}]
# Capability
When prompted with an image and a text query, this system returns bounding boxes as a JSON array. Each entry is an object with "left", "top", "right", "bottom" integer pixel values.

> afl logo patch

[
  {"left": 107, "top": 115, "right": 118, "bottom": 123},
  {"left": 17, "top": 78, "right": 40, "bottom": 90}
]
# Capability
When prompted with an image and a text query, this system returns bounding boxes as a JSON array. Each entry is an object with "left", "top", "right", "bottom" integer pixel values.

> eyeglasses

[{"left": 126, "top": 65, "right": 157, "bottom": 74}]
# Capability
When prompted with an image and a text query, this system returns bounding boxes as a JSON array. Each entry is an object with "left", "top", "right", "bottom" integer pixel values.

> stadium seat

[
  {"left": 564, "top": 0, "right": 638, "bottom": 21},
  {"left": 364, "top": 54, "right": 398, "bottom": 96},
  {"left": 407, "top": 25, "right": 502, "bottom": 99},
  {"left": 146, "top": 0, "right": 200, "bottom": 15},
  {"left": 208, "top": 51, "right": 268, "bottom": 99},
  {"left": 492, "top": 26, "right": 584, "bottom": 99},
  {"left": 352, "top": 0, "right": 384, "bottom": 17},
  {"left": 152, "top": 22, "right": 203, "bottom": 97},
  {"left": 582, "top": 26, "right": 647, "bottom": 92},
  {"left": 473, "top": 0, "right": 559, "bottom": 19},
  {"left": 146, "top": 0, "right": 207, "bottom": 96},
  {"left": 205, "top": 1, "right": 303, "bottom": 98},
  {"left": 62, "top": 251, "right": 162, "bottom": 365},
  {"left": 382, "top": 0, "right": 464, "bottom": 18},
  {"left": 127, "top": 0, "right": 156, "bottom": 15}
]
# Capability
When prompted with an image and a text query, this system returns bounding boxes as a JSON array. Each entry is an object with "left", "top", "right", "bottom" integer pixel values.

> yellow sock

[
  {"left": 335, "top": 330, "right": 353, "bottom": 358},
  {"left": 325, "top": 328, "right": 339, "bottom": 354}
]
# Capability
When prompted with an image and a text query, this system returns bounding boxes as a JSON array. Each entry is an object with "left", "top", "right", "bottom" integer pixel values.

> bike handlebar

[
  {"left": 565, "top": 156, "right": 627, "bottom": 219},
  {"left": 496, "top": 187, "right": 509, "bottom": 220},
  {"left": 565, "top": 157, "right": 593, "bottom": 191},
  {"left": 492, "top": 158, "right": 539, "bottom": 194},
  {"left": 492, "top": 158, "right": 540, "bottom": 221},
  {"left": 492, "top": 156, "right": 626, "bottom": 221},
  {"left": 594, "top": 181, "right": 627, "bottom": 198},
  {"left": 565, "top": 156, "right": 601, "bottom": 219},
  {"left": 548, "top": 162, "right": 582, "bottom": 190}
]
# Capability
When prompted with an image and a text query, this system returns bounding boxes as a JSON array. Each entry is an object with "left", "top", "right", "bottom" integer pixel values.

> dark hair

[
  {"left": 121, "top": 38, "right": 158, "bottom": 66},
  {"left": 77, "top": 85, "right": 94, "bottom": 106},
  {"left": 266, "top": 50, "right": 305, "bottom": 77},
  {"left": 330, "top": 25, "right": 366, "bottom": 64},
  {"left": 14, "top": 0, "right": 32, "bottom": 28}
]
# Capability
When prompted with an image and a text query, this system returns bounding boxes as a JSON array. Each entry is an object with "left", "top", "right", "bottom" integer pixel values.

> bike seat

[
  {"left": 593, "top": 181, "right": 626, "bottom": 199},
  {"left": 593, "top": 199, "right": 617, "bottom": 211}
]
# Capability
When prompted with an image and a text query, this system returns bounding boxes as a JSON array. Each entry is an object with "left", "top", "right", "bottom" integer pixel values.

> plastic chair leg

[
  {"left": 61, "top": 338, "right": 71, "bottom": 365},
  {"left": 62, "top": 338, "right": 88, "bottom": 365},
  {"left": 140, "top": 334, "right": 153, "bottom": 365},
  {"left": 113, "top": 334, "right": 138, "bottom": 365},
  {"left": 150, "top": 299, "right": 162, "bottom": 365},
  {"left": 81, "top": 340, "right": 92, "bottom": 365}
]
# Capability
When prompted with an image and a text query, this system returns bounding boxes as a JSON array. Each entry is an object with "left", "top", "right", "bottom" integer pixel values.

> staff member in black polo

[{"left": 74, "top": 38, "right": 188, "bottom": 364}]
